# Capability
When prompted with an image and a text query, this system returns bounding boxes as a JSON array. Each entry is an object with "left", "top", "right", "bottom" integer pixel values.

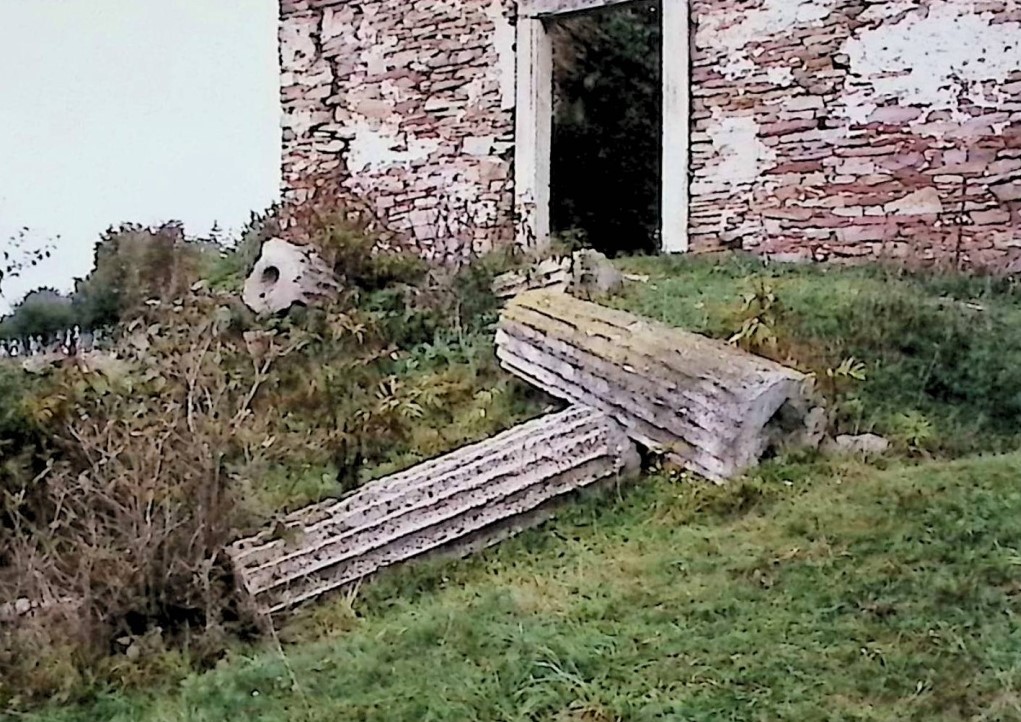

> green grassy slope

[
  {"left": 24, "top": 254, "right": 1021, "bottom": 721},
  {"left": 614, "top": 255, "right": 1021, "bottom": 455},
  {"left": 30, "top": 453, "right": 1021, "bottom": 721}
]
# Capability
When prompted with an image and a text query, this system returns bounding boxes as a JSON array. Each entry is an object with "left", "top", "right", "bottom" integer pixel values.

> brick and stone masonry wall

[
  {"left": 281, "top": 0, "right": 1021, "bottom": 267},
  {"left": 690, "top": 0, "right": 1021, "bottom": 267},
  {"left": 279, "top": 0, "right": 517, "bottom": 261}
]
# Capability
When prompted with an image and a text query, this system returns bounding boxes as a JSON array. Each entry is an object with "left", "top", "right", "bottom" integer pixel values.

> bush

[
  {"left": 73, "top": 223, "right": 213, "bottom": 328},
  {"left": 0, "top": 213, "right": 543, "bottom": 708},
  {"left": 0, "top": 366, "right": 50, "bottom": 558},
  {"left": 0, "top": 284, "right": 385, "bottom": 703}
]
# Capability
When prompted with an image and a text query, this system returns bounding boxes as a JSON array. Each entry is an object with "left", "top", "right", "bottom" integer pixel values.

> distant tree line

[{"left": 0, "top": 223, "right": 218, "bottom": 341}]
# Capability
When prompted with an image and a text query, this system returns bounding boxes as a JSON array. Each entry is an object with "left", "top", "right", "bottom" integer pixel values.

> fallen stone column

[
  {"left": 496, "top": 291, "right": 821, "bottom": 482},
  {"left": 229, "top": 406, "right": 640, "bottom": 616}
]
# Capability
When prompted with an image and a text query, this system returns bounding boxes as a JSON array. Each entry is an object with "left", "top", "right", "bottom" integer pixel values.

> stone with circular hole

[{"left": 242, "top": 238, "right": 341, "bottom": 315}]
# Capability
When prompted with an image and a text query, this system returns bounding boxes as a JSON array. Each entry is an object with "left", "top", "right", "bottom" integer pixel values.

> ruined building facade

[{"left": 280, "top": 0, "right": 1021, "bottom": 267}]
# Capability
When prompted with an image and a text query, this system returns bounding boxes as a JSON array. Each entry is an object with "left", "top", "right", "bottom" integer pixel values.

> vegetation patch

[
  {"left": 613, "top": 254, "right": 1021, "bottom": 456},
  {"left": 21, "top": 453, "right": 1021, "bottom": 721},
  {"left": 0, "top": 211, "right": 542, "bottom": 709},
  {"left": 5, "top": 249, "right": 1021, "bottom": 718}
]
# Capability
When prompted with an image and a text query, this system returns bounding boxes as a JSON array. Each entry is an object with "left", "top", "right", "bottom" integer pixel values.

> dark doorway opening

[{"left": 549, "top": 0, "right": 663, "bottom": 257}]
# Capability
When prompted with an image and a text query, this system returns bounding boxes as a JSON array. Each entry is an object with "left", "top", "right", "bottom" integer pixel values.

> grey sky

[{"left": 0, "top": 0, "right": 280, "bottom": 311}]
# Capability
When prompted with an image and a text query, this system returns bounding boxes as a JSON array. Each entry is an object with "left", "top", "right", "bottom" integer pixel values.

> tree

[
  {"left": 73, "top": 222, "right": 211, "bottom": 328},
  {"left": 0, "top": 288, "right": 76, "bottom": 341},
  {"left": 0, "top": 228, "right": 54, "bottom": 302}
]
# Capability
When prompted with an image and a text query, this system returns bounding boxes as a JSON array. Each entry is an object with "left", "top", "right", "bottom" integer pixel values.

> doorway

[
  {"left": 549, "top": 0, "right": 661, "bottom": 256},
  {"left": 514, "top": 0, "right": 689, "bottom": 254}
]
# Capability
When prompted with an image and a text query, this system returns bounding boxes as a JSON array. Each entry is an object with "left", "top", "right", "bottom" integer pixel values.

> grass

[
  {"left": 24, "top": 453, "right": 1021, "bottom": 721},
  {"left": 16, "top": 253, "right": 1021, "bottom": 720},
  {"left": 614, "top": 254, "right": 1021, "bottom": 455}
]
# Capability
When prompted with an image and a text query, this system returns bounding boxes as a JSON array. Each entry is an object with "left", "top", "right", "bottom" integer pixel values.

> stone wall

[
  {"left": 279, "top": 0, "right": 517, "bottom": 261},
  {"left": 281, "top": 0, "right": 1021, "bottom": 268},
  {"left": 690, "top": 0, "right": 1021, "bottom": 267}
]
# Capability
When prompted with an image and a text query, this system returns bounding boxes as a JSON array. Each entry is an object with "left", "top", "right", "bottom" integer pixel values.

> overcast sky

[{"left": 0, "top": 0, "right": 280, "bottom": 311}]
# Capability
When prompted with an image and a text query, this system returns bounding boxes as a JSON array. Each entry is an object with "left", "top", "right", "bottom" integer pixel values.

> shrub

[
  {"left": 1, "top": 294, "right": 263, "bottom": 706},
  {"left": 0, "top": 196, "right": 545, "bottom": 709},
  {"left": 73, "top": 222, "right": 213, "bottom": 328},
  {"left": 0, "top": 282, "right": 393, "bottom": 703}
]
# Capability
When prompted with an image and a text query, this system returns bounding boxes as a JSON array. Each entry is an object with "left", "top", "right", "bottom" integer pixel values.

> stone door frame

[{"left": 514, "top": 0, "right": 690, "bottom": 253}]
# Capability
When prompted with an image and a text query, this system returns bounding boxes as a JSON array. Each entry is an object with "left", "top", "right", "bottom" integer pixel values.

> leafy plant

[
  {"left": 885, "top": 410, "right": 937, "bottom": 455},
  {"left": 728, "top": 282, "right": 781, "bottom": 354},
  {"left": 820, "top": 356, "right": 868, "bottom": 399},
  {"left": 0, "top": 228, "right": 54, "bottom": 302}
]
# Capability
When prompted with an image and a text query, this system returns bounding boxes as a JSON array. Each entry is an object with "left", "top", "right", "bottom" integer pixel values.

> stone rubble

[
  {"left": 491, "top": 249, "right": 623, "bottom": 300},
  {"left": 822, "top": 433, "right": 892, "bottom": 457}
]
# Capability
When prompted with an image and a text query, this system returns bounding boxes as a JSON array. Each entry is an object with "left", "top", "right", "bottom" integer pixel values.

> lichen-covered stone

[{"left": 496, "top": 290, "right": 822, "bottom": 481}]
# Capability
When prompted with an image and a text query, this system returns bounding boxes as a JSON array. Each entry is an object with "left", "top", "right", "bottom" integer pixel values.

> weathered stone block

[
  {"left": 496, "top": 291, "right": 822, "bottom": 482},
  {"left": 229, "top": 406, "right": 640, "bottom": 615},
  {"left": 242, "top": 239, "right": 341, "bottom": 315}
]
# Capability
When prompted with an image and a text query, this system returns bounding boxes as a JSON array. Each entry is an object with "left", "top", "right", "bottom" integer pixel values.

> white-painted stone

[
  {"left": 691, "top": 114, "right": 777, "bottom": 197},
  {"left": 766, "top": 66, "right": 795, "bottom": 87},
  {"left": 859, "top": 1, "right": 918, "bottom": 23},
  {"left": 346, "top": 122, "right": 441, "bottom": 173},
  {"left": 463, "top": 135, "right": 496, "bottom": 156},
  {"left": 841, "top": 2, "right": 1021, "bottom": 125},
  {"left": 515, "top": 17, "right": 554, "bottom": 250},
  {"left": 884, "top": 187, "right": 944, "bottom": 216},
  {"left": 697, "top": 0, "right": 838, "bottom": 79},
  {"left": 280, "top": 19, "right": 317, "bottom": 73},
  {"left": 242, "top": 239, "right": 341, "bottom": 315},
  {"left": 662, "top": 0, "right": 691, "bottom": 254},
  {"left": 488, "top": 0, "right": 517, "bottom": 111}
]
